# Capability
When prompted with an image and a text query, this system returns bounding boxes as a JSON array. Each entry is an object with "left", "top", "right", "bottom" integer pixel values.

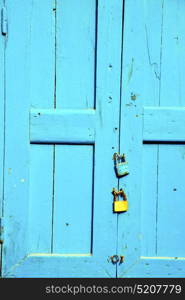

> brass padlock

[
  {"left": 113, "top": 153, "right": 129, "bottom": 177},
  {"left": 112, "top": 188, "right": 128, "bottom": 213}
]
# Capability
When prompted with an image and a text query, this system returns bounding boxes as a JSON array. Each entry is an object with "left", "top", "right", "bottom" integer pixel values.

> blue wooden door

[
  {"left": 1, "top": 0, "right": 123, "bottom": 277},
  {"left": 1, "top": 0, "right": 185, "bottom": 278},
  {"left": 117, "top": 0, "right": 185, "bottom": 277}
]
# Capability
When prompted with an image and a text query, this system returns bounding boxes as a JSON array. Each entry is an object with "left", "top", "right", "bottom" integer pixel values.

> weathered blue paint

[
  {"left": 1, "top": 0, "right": 185, "bottom": 278},
  {"left": 30, "top": 109, "right": 96, "bottom": 144},
  {"left": 1, "top": 0, "right": 123, "bottom": 277},
  {"left": 143, "top": 107, "right": 185, "bottom": 142},
  {"left": 118, "top": 0, "right": 185, "bottom": 278}
]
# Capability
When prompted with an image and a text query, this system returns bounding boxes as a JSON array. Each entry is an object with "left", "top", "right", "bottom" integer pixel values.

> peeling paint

[{"left": 128, "top": 58, "right": 134, "bottom": 83}]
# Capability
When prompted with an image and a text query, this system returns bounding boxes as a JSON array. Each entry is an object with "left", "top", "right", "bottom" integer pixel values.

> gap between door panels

[
  {"left": 116, "top": 1, "right": 125, "bottom": 278},
  {"left": 49, "top": 0, "right": 97, "bottom": 255},
  {"left": 0, "top": 0, "right": 7, "bottom": 277}
]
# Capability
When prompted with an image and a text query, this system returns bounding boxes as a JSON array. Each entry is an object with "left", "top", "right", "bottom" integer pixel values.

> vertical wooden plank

[
  {"left": 160, "top": 0, "right": 185, "bottom": 107},
  {"left": 28, "top": 0, "right": 55, "bottom": 253},
  {"left": 141, "top": 145, "right": 158, "bottom": 256},
  {"left": 0, "top": 0, "right": 5, "bottom": 273},
  {"left": 140, "top": 0, "right": 163, "bottom": 257},
  {"left": 53, "top": 146, "right": 93, "bottom": 254},
  {"left": 118, "top": 0, "right": 163, "bottom": 276},
  {"left": 29, "top": 0, "right": 55, "bottom": 109},
  {"left": 141, "top": 0, "right": 162, "bottom": 107},
  {"left": 92, "top": 0, "right": 123, "bottom": 264},
  {"left": 3, "top": 0, "right": 32, "bottom": 275},
  {"left": 53, "top": 0, "right": 97, "bottom": 255},
  {"left": 56, "top": 0, "right": 96, "bottom": 108},
  {"left": 29, "top": 145, "right": 53, "bottom": 253},
  {"left": 157, "top": 145, "right": 185, "bottom": 257},
  {"left": 139, "top": 0, "right": 163, "bottom": 258},
  {"left": 54, "top": 0, "right": 123, "bottom": 260},
  {"left": 54, "top": 0, "right": 123, "bottom": 274},
  {"left": 157, "top": 0, "right": 185, "bottom": 256}
]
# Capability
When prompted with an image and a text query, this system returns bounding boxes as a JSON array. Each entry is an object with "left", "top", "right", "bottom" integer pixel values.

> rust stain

[
  {"left": 131, "top": 94, "right": 136, "bottom": 100},
  {"left": 130, "top": 92, "right": 139, "bottom": 101}
]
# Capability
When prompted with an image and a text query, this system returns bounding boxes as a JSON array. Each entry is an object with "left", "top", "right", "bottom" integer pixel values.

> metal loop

[{"left": 110, "top": 255, "right": 119, "bottom": 264}]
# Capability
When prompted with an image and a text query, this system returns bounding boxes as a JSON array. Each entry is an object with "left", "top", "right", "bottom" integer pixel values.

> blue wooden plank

[
  {"left": 30, "top": 108, "right": 96, "bottom": 144},
  {"left": 92, "top": 0, "right": 123, "bottom": 261},
  {"left": 141, "top": 145, "right": 158, "bottom": 257},
  {"left": 29, "top": 145, "right": 53, "bottom": 253},
  {"left": 160, "top": 0, "right": 185, "bottom": 107},
  {"left": 119, "top": 257, "right": 185, "bottom": 278},
  {"left": 2, "top": 0, "right": 32, "bottom": 275},
  {"left": 56, "top": 0, "right": 96, "bottom": 109},
  {"left": 157, "top": 145, "right": 185, "bottom": 257},
  {"left": 54, "top": 0, "right": 123, "bottom": 269},
  {"left": 154, "top": 0, "right": 185, "bottom": 262},
  {"left": 119, "top": 0, "right": 185, "bottom": 278},
  {"left": 143, "top": 107, "right": 185, "bottom": 142},
  {"left": 3, "top": 254, "right": 112, "bottom": 278},
  {"left": 53, "top": 145, "right": 93, "bottom": 254},
  {"left": 5, "top": 254, "right": 185, "bottom": 278},
  {"left": 28, "top": 0, "right": 55, "bottom": 254},
  {"left": 157, "top": 0, "right": 185, "bottom": 257},
  {"left": 140, "top": 0, "right": 162, "bottom": 261},
  {"left": 118, "top": 0, "right": 163, "bottom": 277},
  {"left": 29, "top": 0, "right": 55, "bottom": 110}
]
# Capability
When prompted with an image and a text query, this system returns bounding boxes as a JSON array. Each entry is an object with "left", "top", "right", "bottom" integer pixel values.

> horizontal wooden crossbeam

[
  {"left": 30, "top": 109, "right": 96, "bottom": 144},
  {"left": 143, "top": 107, "right": 185, "bottom": 142}
]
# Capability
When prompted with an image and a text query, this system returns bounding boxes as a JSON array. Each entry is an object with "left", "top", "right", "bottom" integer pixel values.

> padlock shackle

[
  {"left": 113, "top": 152, "right": 126, "bottom": 165},
  {"left": 120, "top": 189, "right": 127, "bottom": 201},
  {"left": 112, "top": 188, "right": 127, "bottom": 201}
]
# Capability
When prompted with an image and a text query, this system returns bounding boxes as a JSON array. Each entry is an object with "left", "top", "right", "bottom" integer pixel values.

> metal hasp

[
  {"left": 113, "top": 153, "right": 129, "bottom": 177},
  {"left": 112, "top": 188, "right": 128, "bottom": 213}
]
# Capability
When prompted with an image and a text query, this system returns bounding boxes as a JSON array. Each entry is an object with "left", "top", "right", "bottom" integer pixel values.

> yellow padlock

[
  {"left": 114, "top": 199, "right": 128, "bottom": 212},
  {"left": 112, "top": 188, "right": 128, "bottom": 213}
]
